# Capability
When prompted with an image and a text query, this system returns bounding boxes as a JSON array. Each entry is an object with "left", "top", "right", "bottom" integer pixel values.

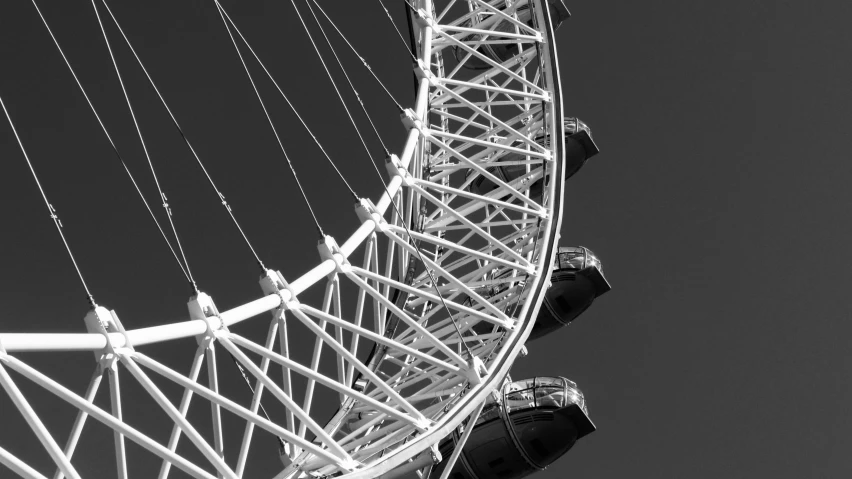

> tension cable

[
  {"left": 99, "top": 0, "right": 267, "bottom": 271},
  {"left": 215, "top": 1, "right": 359, "bottom": 202},
  {"left": 215, "top": 1, "right": 325, "bottom": 237},
  {"left": 311, "top": 0, "right": 408, "bottom": 110},
  {"left": 0, "top": 94, "right": 95, "bottom": 306},
  {"left": 30, "top": 0, "right": 192, "bottom": 285},
  {"left": 92, "top": 0, "right": 199, "bottom": 293}
]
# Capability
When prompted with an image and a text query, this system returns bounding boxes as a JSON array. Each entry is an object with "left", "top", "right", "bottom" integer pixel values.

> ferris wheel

[{"left": 0, "top": 1, "right": 608, "bottom": 478}]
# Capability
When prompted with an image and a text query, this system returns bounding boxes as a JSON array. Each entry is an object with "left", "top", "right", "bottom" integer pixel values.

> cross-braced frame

[{"left": 0, "top": 1, "right": 568, "bottom": 477}]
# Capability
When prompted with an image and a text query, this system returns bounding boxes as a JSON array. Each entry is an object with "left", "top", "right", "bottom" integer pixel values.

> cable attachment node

[
  {"left": 355, "top": 198, "right": 389, "bottom": 235},
  {"left": 414, "top": 8, "right": 435, "bottom": 29},
  {"left": 259, "top": 269, "right": 295, "bottom": 304},
  {"left": 384, "top": 153, "right": 404, "bottom": 179},
  {"left": 386, "top": 154, "right": 415, "bottom": 187},
  {"left": 400, "top": 108, "right": 422, "bottom": 131},
  {"left": 318, "top": 235, "right": 351, "bottom": 275},
  {"left": 464, "top": 355, "right": 488, "bottom": 386},
  {"left": 188, "top": 292, "right": 224, "bottom": 346},
  {"left": 83, "top": 306, "right": 132, "bottom": 369},
  {"left": 413, "top": 59, "right": 435, "bottom": 83}
]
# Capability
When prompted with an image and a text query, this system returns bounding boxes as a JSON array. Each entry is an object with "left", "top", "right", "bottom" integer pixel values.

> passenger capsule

[
  {"left": 453, "top": 0, "right": 572, "bottom": 69},
  {"left": 433, "top": 377, "right": 594, "bottom": 479},
  {"left": 468, "top": 118, "right": 599, "bottom": 200},
  {"left": 528, "top": 246, "right": 610, "bottom": 341},
  {"left": 466, "top": 245, "right": 609, "bottom": 341}
]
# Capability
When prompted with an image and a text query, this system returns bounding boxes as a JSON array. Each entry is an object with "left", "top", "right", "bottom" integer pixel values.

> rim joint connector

[
  {"left": 355, "top": 198, "right": 390, "bottom": 235},
  {"left": 83, "top": 305, "right": 132, "bottom": 370},
  {"left": 400, "top": 109, "right": 422, "bottom": 131},
  {"left": 464, "top": 355, "right": 488, "bottom": 386},
  {"left": 188, "top": 292, "right": 224, "bottom": 346},
  {"left": 259, "top": 269, "right": 295, "bottom": 309},
  {"left": 318, "top": 235, "right": 351, "bottom": 275}
]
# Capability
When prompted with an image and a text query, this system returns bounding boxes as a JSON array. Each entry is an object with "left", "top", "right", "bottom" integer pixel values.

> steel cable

[
  {"left": 214, "top": 1, "right": 358, "bottom": 202},
  {"left": 310, "top": 0, "right": 407, "bottom": 110},
  {"left": 214, "top": 1, "right": 325, "bottom": 237},
  {"left": 0, "top": 94, "right": 96, "bottom": 306},
  {"left": 30, "top": 0, "right": 192, "bottom": 285},
  {"left": 99, "top": 0, "right": 267, "bottom": 271},
  {"left": 303, "top": 0, "right": 391, "bottom": 157},
  {"left": 91, "top": 0, "right": 199, "bottom": 293}
]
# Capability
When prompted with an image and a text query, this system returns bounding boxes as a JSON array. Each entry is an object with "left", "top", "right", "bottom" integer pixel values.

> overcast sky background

[{"left": 1, "top": 1, "right": 851, "bottom": 478}]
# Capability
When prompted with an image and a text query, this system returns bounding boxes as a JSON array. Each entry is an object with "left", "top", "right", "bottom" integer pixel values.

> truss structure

[{"left": 0, "top": 1, "right": 568, "bottom": 477}]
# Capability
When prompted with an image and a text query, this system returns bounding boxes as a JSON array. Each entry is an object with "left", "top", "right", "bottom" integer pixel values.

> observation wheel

[{"left": 0, "top": 1, "right": 575, "bottom": 478}]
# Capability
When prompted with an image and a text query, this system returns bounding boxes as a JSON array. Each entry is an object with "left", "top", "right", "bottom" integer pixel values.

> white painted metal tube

[
  {"left": 438, "top": 401, "right": 486, "bottom": 479},
  {"left": 0, "top": 443, "right": 48, "bottom": 479},
  {"left": 119, "top": 356, "right": 238, "bottom": 479},
  {"left": 54, "top": 368, "right": 102, "bottom": 479},
  {"left": 298, "top": 304, "right": 460, "bottom": 374},
  {"left": 107, "top": 366, "right": 128, "bottom": 479},
  {"left": 158, "top": 345, "right": 206, "bottom": 479},
  {"left": 220, "top": 293, "right": 282, "bottom": 327},
  {"left": 235, "top": 319, "right": 278, "bottom": 477},
  {"left": 0, "top": 333, "right": 106, "bottom": 352},
  {"left": 227, "top": 333, "right": 418, "bottom": 426},
  {"left": 287, "top": 307, "right": 427, "bottom": 423},
  {"left": 0, "top": 353, "right": 218, "bottom": 478},
  {"left": 131, "top": 350, "right": 343, "bottom": 469},
  {"left": 0, "top": 362, "right": 81, "bottom": 479},
  {"left": 215, "top": 336, "right": 354, "bottom": 466}
]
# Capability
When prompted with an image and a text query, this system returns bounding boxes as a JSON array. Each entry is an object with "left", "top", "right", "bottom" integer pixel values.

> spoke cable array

[
  {"left": 214, "top": 0, "right": 326, "bottom": 237},
  {"left": 289, "top": 0, "right": 387, "bottom": 167},
  {"left": 304, "top": 0, "right": 391, "bottom": 157},
  {"left": 310, "top": 0, "right": 408, "bottom": 110},
  {"left": 214, "top": 0, "right": 359, "bottom": 203},
  {"left": 29, "top": 0, "right": 192, "bottom": 285},
  {"left": 91, "top": 0, "right": 199, "bottom": 292},
  {"left": 99, "top": 0, "right": 267, "bottom": 271}
]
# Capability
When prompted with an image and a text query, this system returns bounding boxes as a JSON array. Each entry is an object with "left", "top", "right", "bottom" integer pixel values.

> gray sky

[{"left": 1, "top": 1, "right": 850, "bottom": 478}]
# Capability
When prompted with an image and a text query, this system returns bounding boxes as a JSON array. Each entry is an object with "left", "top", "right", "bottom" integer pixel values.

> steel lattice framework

[{"left": 0, "top": 1, "right": 569, "bottom": 477}]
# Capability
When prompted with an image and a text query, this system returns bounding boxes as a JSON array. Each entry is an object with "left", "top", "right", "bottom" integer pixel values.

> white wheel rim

[{"left": 0, "top": 1, "right": 569, "bottom": 478}]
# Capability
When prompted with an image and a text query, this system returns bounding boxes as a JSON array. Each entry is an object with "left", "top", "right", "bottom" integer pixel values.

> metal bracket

[
  {"left": 83, "top": 306, "right": 132, "bottom": 370},
  {"left": 187, "top": 292, "right": 225, "bottom": 346},
  {"left": 318, "top": 235, "right": 352, "bottom": 275},
  {"left": 465, "top": 355, "right": 488, "bottom": 386},
  {"left": 400, "top": 109, "right": 421, "bottom": 131},
  {"left": 355, "top": 198, "right": 391, "bottom": 236}
]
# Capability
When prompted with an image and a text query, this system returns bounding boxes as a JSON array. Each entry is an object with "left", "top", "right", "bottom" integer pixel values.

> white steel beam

[
  {"left": 54, "top": 368, "right": 102, "bottom": 479},
  {"left": 0, "top": 443, "right": 48, "bottom": 479},
  {"left": 158, "top": 345, "right": 206, "bottom": 479},
  {"left": 0, "top": 362, "right": 81, "bottom": 479},
  {"left": 118, "top": 355, "right": 237, "bottom": 479},
  {"left": 107, "top": 365, "right": 128, "bottom": 479}
]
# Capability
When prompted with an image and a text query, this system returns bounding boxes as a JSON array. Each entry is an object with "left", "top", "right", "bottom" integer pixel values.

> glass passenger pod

[
  {"left": 468, "top": 118, "right": 600, "bottom": 200},
  {"left": 453, "top": 0, "right": 571, "bottom": 70},
  {"left": 527, "top": 246, "right": 611, "bottom": 341},
  {"left": 433, "top": 376, "right": 594, "bottom": 479}
]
